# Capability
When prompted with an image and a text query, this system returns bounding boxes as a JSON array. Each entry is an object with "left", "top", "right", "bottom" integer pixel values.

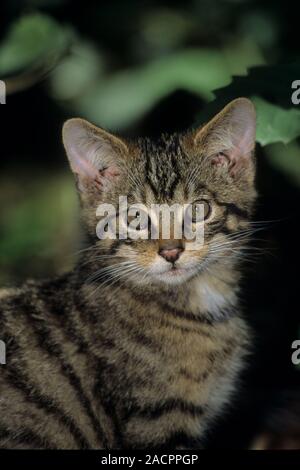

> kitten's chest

[
  {"left": 101, "top": 292, "right": 244, "bottom": 408},
  {"left": 98, "top": 302, "right": 246, "bottom": 447},
  {"left": 153, "top": 322, "right": 232, "bottom": 401}
]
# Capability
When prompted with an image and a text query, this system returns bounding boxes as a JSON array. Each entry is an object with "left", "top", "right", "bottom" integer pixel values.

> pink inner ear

[
  {"left": 231, "top": 125, "right": 255, "bottom": 159},
  {"left": 69, "top": 142, "right": 121, "bottom": 191},
  {"left": 102, "top": 165, "right": 120, "bottom": 179},
  {"left": 213, "top": 115, "right": 255, "bottom": 166},
  {"left": 211, "top": 153, "right": 229, "bottom": 167},
  {"left": 69, "top": 146, "right": 104, "bottom": 192},
  {"left": 211, "top": 126, "right": 255, "bottom": 176},
  {"left": 63, "top": 119, "right": 126, "bottom": 193},
  {"left": 95, "top": 165, "right": 121, "bottom": 191},
  {"left": 69, "top": 143, "right": 100, "bottom": 180}
]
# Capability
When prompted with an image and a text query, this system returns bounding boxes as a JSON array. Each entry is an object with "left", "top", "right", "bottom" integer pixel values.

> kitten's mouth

[
  {"left": 168, "top": 266, "right": 186, "bottom": 276},
  {"left": 154, "top": 265, "right": 196, "bottom": 284}
]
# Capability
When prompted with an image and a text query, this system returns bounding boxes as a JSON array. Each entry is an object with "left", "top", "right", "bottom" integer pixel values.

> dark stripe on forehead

[{"left": 142, "top": 135, "right": 182, "bottom": 198}]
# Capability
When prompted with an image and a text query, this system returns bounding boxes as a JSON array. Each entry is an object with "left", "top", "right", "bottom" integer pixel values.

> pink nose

[{"left": 159, "top": 247, "right": 183, "bottom": 263}]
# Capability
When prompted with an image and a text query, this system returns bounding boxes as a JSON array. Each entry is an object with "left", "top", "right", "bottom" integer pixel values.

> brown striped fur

[{"left": 0, "top": 98, "right": 256, "bottom": 448}]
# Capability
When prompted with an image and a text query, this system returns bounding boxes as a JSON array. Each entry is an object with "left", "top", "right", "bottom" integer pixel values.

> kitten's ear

[
  {"left": 194, "top": 98, "right": 256, "bottom": 178},
  {"left": 63, "top": 118, "right": 128, "bottom": 192}
]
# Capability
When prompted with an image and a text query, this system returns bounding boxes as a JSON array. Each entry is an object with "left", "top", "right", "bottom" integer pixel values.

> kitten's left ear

[
  {"left": 194, "top": 98, "right": 256, "bottom": 178},
  {"left": 63, "top": 118, "right": 128, "bottom": 192}
]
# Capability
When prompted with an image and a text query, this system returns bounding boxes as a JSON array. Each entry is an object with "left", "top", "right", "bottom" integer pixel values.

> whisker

[
  {"left": 86, "top": 261, "right": 135, "bottom": 283},
  {"left": 86, "top": 264, "right": 146, "bottom": 299}
]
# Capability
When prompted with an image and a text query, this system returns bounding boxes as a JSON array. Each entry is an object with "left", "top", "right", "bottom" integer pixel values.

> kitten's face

[{"left": 63, "top": 98, "right": 256, "bottom": 288}]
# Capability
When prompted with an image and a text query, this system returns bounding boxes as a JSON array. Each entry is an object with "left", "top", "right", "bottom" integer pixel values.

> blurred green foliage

[
  {"left": 1, "top": 11, "right": 299, "bottom": 148},
  {"left": 254, "top": 97, "right": 300, "bottom": 146},
  {"left": 0, "top": 13, "right": 72, "bottom": 76},
  {"left": 0, "top": 1, "right": 299, "bottom": 283},
  {"left": 0, "top": 171, "right": 78, "bottom": 284},
  {"left": 67, "top": 43, "right": 263, "bottom": 129},
  {"left": 0, "top": 1, "right": 299, "bottom": 442}
]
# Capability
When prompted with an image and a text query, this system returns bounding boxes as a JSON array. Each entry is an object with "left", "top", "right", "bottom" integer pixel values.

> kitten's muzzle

[{"left": 158, "top": 245, "right": 184, "bottom": 263}]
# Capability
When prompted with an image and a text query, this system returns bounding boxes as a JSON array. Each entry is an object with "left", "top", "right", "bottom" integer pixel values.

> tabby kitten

[{"left": 0, "top": 98, "right": 256, "bottom": 449}]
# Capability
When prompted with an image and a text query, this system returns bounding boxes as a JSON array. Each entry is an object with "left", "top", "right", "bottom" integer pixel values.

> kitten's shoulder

[{"left": 0, "top": 275, "right": 71, "bottom": 313}]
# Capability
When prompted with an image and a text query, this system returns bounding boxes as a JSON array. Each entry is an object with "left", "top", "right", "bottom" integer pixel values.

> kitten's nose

[{"left": 159, "top": 246, "right": 183, "bottom": 263}]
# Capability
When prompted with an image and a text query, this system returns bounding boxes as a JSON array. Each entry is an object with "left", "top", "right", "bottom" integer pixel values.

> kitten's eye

[{"left": 192, "top": 200, "right": 211, "bottom": 222}]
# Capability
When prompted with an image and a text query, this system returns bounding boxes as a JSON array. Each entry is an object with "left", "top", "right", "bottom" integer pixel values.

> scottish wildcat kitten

[{"left": 0, "top": 98, "right": 256, "bottom": 449}]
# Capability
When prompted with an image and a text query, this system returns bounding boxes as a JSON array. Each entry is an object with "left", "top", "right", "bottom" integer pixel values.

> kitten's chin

[{"left": 153, "top": 267, "right": 197, "bottom": 286}]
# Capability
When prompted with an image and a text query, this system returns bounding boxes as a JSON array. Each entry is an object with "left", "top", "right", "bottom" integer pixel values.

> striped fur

[{"left": 0, "top": 98, "right": 256, "bottom": 448}]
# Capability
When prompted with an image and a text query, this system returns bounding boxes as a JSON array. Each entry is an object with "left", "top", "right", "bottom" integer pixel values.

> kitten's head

[{"left": 63, "top": 98, "right": 256, "bottom": 288}]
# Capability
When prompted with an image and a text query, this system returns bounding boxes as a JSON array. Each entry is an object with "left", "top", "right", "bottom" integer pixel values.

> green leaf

[
  {"left": 0, "top": 13, "right": 72, "bottom": 77},
  {"left": 70, "top": 41, "right": 263, "bottom": 130},
  {"left": 71, "top": 49, "right": 230, "bottom": 129},
  {"left": 253, "top": 97, "right": 300, "bottom": 146},
  {"left": 49, "top": 42, "right": 104, "bottom": 100},
  {"left": 194, "top": 63, "right": 300, "bottom": 146},
  {"left": 213, "top": 63, "right": 300, "bottom": 108}
]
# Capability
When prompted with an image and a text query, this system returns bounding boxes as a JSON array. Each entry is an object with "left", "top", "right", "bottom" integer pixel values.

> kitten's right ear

[
  {"left": 63, "top": 118, "right": 128, "bottom": 192},
  {"left": 193, "top": 98, "right": 256, "bottom": 180}
]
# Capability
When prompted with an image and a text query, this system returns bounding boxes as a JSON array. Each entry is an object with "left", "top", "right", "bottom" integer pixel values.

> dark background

[{"left": 0, "top": 0, "right": 300, "bottom": 448}]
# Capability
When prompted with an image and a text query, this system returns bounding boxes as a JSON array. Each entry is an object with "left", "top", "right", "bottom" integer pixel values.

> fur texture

[{"left": 0, "top": 98, "right": 256, "bottom": 448}]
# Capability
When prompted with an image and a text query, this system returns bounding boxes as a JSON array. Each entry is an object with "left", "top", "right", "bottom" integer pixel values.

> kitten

[{"left": 0, "top": 98, "right": 256, "bottom": 449}]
